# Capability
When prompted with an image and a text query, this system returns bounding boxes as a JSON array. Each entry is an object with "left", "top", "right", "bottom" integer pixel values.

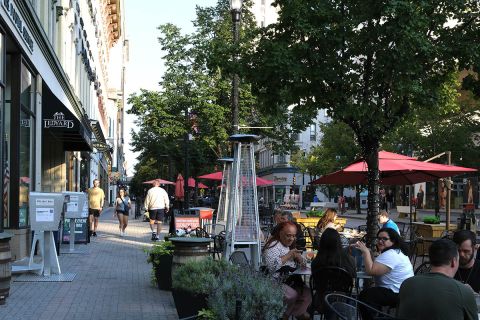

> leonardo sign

[{"left": 44, "top": 112, "right": 75, "bottom": 129}]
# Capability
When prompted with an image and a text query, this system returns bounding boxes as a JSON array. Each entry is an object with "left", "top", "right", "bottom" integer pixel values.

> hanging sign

[{"left": 44, "top": 112, "right": 75, "bottom": 129}]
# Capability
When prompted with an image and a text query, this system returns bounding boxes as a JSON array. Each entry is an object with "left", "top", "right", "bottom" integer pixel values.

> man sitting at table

[
  {"left": 397, "top": 239, "right": 477, "bottom": 320},
  {"left": 378, "top": 210, "right": 400, "bottom": 235},
  {"left": 453, "top": 230, "right": 480, "bottom": 292}
]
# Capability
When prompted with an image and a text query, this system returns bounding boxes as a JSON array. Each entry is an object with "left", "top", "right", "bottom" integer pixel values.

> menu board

[{"left": 62, "top": 218, "right": 89, "bottom": 244}]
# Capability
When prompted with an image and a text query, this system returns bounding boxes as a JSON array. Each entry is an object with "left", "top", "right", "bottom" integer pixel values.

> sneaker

[
  {"left": 93, "top": 232, "right": 97, "bottom": 237},
  {"left": 154, "top": 235, "right": 160, "bottom": 241},
  {"left": 120, "top": 230, "right": 124, "bottom": 237},
  {"left": 151, "top": 233, "right": 157, "bottom": 241},
  {"left": 123, "top": 230, "right": 127, "bottom": 236}
]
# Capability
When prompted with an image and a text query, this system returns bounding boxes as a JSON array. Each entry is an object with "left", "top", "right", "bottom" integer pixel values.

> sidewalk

[{"left": 0, "top": 206, "right": 177, "bottom": 320}]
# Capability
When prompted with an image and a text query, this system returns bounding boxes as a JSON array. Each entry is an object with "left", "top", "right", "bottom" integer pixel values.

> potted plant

[
  {"left": 207, "top": 266, "right": 285, "bottom": 319},
  {"left": 145, "top": 240, "right": 174, "bottom": 290},
  {"left": 171, "top": 258, "right": 230, "bottom": 318}
]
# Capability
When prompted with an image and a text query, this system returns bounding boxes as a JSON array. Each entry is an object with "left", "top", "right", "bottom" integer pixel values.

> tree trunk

[
  {"left": 365, "top": 146, "right": 380, "bottom": 249},
  {"left": 356, "top": 186, "right": 361, "bottom": 215}
]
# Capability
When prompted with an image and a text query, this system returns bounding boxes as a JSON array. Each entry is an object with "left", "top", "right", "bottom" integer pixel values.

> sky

[{"left": 123, "top": 0, "right": 217, "bottom": 176}]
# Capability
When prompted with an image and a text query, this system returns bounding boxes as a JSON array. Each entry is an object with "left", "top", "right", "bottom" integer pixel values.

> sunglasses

[{"left": 376, "top": 237, "right": 390, "bottom": 242}]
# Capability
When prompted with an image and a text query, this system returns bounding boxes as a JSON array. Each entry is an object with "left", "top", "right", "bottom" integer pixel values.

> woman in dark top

[{"left": 311, "top": 228, "right": 356, "bottom": 277}]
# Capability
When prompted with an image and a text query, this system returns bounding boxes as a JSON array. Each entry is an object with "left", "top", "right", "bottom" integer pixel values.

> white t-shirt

[{"left": 374, "top": 249, "right": 413, "bottom": 293}]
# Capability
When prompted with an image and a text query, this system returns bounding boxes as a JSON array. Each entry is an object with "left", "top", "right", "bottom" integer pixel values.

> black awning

[{"left": 42, "top": 83, "right": 92, "bottom": 151}]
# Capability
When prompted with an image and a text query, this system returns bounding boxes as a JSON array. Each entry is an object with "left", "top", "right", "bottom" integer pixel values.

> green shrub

[
  {"left": 172, "top": 258, "right": 230, "bottom": 295},
  {"left": 423, "top": 215, "right": 440, "bottom": 224},
  {"left": 144, "top": 241, "right": 173, "bottom": 285},
  {"left": 307, "top": 210, "right": 324, "bottom": 218},
  {"left": 208, "top": 267, "right": 284, "bottom": 319}
]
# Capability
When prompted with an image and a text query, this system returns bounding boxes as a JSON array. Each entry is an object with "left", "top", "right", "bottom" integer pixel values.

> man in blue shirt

[{"left": 378, "top": 210, "right": 400, "bottom": 235}]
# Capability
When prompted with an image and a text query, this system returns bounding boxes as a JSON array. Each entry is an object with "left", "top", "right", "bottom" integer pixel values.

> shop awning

[{"left": 42, "top": 83, "right": 92, "bottom": 151}]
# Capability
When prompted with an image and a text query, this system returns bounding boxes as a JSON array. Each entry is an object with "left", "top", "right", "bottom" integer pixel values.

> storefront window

[{"left": 19, "top": 62, "right": 35, "bottom": 228}]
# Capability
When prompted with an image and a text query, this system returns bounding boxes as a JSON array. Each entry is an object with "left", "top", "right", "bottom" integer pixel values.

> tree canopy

[{"left": 248, "top": 0, "right": 480, "bottom": 245}]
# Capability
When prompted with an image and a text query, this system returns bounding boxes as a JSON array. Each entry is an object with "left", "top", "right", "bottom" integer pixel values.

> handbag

[{"left": 277, "top": 265, "right": 305, "bottom": 290}]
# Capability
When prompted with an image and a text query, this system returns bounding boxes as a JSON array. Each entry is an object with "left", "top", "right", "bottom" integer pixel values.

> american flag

[{"left": 3, "top": 165, "right": 8, "bottom": 221}]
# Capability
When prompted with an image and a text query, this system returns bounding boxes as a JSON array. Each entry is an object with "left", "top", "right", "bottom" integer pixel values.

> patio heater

[
  {"left": 216, "top": 158, "right": 233, "bottom": 225},
  {"left": 225, "top": 134, "right": 261, "bottom": 270}
]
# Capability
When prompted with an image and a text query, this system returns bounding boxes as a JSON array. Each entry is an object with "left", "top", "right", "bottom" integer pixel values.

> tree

[{"left": 248, "top": 0, "right": 480, "bottom": 246}]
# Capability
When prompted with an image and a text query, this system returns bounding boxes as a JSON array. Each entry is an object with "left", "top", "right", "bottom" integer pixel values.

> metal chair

[
  {"left": 309, "top": 267, "right": 354, "bottom": 318},
  {"left": 203, "top": 223, "right": 226, "bottom": 237},
  {"left": 414, "top": 261, "right": 431, "bottom": 275},
  {"left": 357, "top": 225, "right": 368, "bottom": 233},
  {"left": 228, "top": 250, "right": 250, "bottom": 267},
  {"left": 195, "top": 227, "right": 210, "bottom": 238},
  {"left": 306, "top": 227, "right": 320, "bottom": 250},
  {"left": 210, "top": 231, "right": 226, "bottom": 260},
  {"left": 324, "top": 293, "right": 396, "bottom": 320},
  {"left": 296, "top": 223, "right": 307, "bottom": 251}
]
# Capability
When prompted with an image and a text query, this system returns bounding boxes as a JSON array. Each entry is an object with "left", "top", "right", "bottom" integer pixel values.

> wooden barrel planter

[
  {"left": 169, "top": 237, "right": 213, "bottom": 272},
  {"left": 0, "top": 234, "right": 12, "bottom": 305},
  {"left": 169, "top": 237, "right": 212, "bottom": 318}
]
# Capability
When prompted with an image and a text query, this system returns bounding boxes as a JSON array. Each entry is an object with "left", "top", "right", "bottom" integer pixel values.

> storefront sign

[
  {"left": 44, "top": 112, "right": 75, "bottom": 129},
  {"left": 274, "top": 176, "right": 287, "bottom": 182},
  {"left": 2, "top": 0, "right": 34, "bottom": 52}
]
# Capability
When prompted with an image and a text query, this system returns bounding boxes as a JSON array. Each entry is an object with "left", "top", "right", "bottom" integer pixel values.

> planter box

[
  {"left": 296, "top": 217, "right": 347, "bottom": 248},
  {"left": 151, "top": 254, "right": 173, "bottom": 290},
  {"left": 172, "top": 288, "right": 208, "bottom": 318}
]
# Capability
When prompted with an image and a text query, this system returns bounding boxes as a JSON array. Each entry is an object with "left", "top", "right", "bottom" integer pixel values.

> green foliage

[
  {"left": 144, "top": 241, "right": 174, "bottom": 263},
  {"left": 208, "top": 267, "right": 284, "bottom": 319},
  {"left": 172, "top": 258, "right": 231, "bottom": 295},
  {"left": 172, "top": 258, "right": 284, "bottom": 319},
  {"left": 306, "top": 210, "right": 324, "bottom": 218},
  {"left": 248, "top": 0, "right": 480, "bottom": 246},
  {"left": 197, "top": 309, "right": 216, "bottom": 320},
  {"left": 423, "top": 215, "right": 441, "bottom": 224}
]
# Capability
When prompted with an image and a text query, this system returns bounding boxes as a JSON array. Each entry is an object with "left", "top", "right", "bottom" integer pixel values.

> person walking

[
  {"left": 114, "top": 189, "right": 131, "bottom": 237},
  {"left": 88, "top": 179, "right": 105, "bottom": 237},
  {"left": 144, "top": 179, "right": 170, "bottom": 241}
]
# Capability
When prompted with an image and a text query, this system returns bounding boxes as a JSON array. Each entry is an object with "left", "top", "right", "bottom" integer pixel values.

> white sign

[
  {"left": 36, "top": 198, "right": 54, "bottom": 206},
  {"left": 81, "top": 200, "right": 89, "bottom": 218},
  {"left": 67, "top": 202, "right": 78, "bottom": 212},
  {"left": 36, "top": 208, "right": 54, "bottom": 222}
]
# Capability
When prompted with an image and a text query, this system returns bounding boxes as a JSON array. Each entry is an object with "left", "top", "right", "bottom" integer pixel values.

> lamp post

[{"left": 230, "top": 0, "right": 242, "bottom": 134}]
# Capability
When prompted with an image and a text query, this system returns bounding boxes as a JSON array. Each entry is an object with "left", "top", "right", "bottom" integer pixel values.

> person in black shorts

[
  {"left": 87, "top": 179, "right": 105, "bottom": 237},
  {"left": 144, "top": 179, "right": 170, "bottom": 241}
]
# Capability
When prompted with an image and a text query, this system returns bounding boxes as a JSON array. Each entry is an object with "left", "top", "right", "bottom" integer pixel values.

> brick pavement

[{"left": 0, "top": 205, "right": 178, "bottom": 320}]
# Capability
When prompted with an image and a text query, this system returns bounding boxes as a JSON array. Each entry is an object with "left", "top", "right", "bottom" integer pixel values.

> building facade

[{"left": 0, "top": 0, "right": 127, "bottom": 261}]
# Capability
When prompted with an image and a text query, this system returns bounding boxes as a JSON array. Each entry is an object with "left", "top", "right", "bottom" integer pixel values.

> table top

[
  {"left": 169, "top": 237, "right": 213, "bottom": 243},
  {"left": 291, "top": 267, "right": 372, "bottom": 279}
]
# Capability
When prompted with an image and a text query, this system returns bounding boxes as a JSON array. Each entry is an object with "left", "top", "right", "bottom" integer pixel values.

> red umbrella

[
  {"left": 312, "top": 151, "right": 477, "bottom": 185},
  {"left": 198, "top": 171, "right": 273, "bottom": 186},
  {"left": 143, "top": 178, "right": 175, "bottom": 185},
  {"left": 175, "top": 174, "right": 185, "bottom": 200},
  {"left": 188, "top": 177, "right": 208, "bottom": 189}
]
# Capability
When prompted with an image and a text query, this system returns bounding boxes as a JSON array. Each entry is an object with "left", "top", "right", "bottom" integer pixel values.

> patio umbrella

[
  {"left": 175, "top": 174, "right": 185, "bottom": 200},
  {"left": 142, "top": 178, "right": 175, "bottom": 185},
  {"left": 311, "top": 151, "right": 477, "bottom": 186},
  {"left": 198, "top": 171, "right": 273, "bottom": 186},
  {"left": 187, "top": 177, "right": 208, "bottom": 189}
]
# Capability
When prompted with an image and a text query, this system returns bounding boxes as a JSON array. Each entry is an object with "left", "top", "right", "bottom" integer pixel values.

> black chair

[
  {"left": 309, "top": 267, "right": 354, "bottom": 318},
  {"left": 195, "top": 227, "right": 210, "bottom": 238},
  {"left": 307, "top": 227, "right": 320, "bottom": 250},
  {"left": 229, "top": 250, "right": 250, "bottom": 267},
  {"left": 296, "top": 223, "right": 307, "bottom": 251},
  {"left": 210, "top": 231, "right": 226, "bottom": 260},
  {"left": 414, "top": 261, "right": 431, "bottom": 275},
  {"left": 357, "top": 225, "right": 368, "bottom": 233},
  {"left": 324, "top": 293, "right": 396, "bottom": 320},
  {"left": 396, "top": 222, "right": 407, "bottom": 237}
]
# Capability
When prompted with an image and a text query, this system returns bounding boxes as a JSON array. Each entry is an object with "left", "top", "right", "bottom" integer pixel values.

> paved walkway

[{"left": 0, "top": 205, "right": 177, "bottom": 320}]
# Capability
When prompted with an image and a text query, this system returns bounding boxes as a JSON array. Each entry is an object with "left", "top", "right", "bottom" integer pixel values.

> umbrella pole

[{"left": 409, "top": 185, "right": 413, "bottom": 240}]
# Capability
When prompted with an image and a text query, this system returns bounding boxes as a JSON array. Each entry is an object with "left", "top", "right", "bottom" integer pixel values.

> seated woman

[
  {"left": 311, "top": 228, "right": 356, "bottom": 277},
  {"left": 353, "top": 227, "right": 413, "bottom": 320},
  {"left": 263, "top": 221, "right": 312, "bottom": 320},
  {"left": 316, "top": 208, "right": 340, "bottom": 234}
]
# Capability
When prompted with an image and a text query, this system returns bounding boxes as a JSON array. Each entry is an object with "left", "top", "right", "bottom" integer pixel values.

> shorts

[
  {"left": 89, "top": 208, "right": 101, "bottom": 217},
  {"left": 116, "top": 210, "right": 129, "bottom": 216},
  {"left": 149, "top": 209, "right": 165, "bottom": 222}
]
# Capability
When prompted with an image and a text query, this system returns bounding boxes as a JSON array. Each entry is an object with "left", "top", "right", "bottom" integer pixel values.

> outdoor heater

[
  {"left": 215, "top": 158, "right": 234, "bottom": 225},
  {"left": 224, "top": 134, "right": 261, "bottom": 269}
]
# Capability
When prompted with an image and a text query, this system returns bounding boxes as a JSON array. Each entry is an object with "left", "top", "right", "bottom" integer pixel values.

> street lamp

[{"left": 230, "top": 0, "right": 243, "bottom": 134}]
